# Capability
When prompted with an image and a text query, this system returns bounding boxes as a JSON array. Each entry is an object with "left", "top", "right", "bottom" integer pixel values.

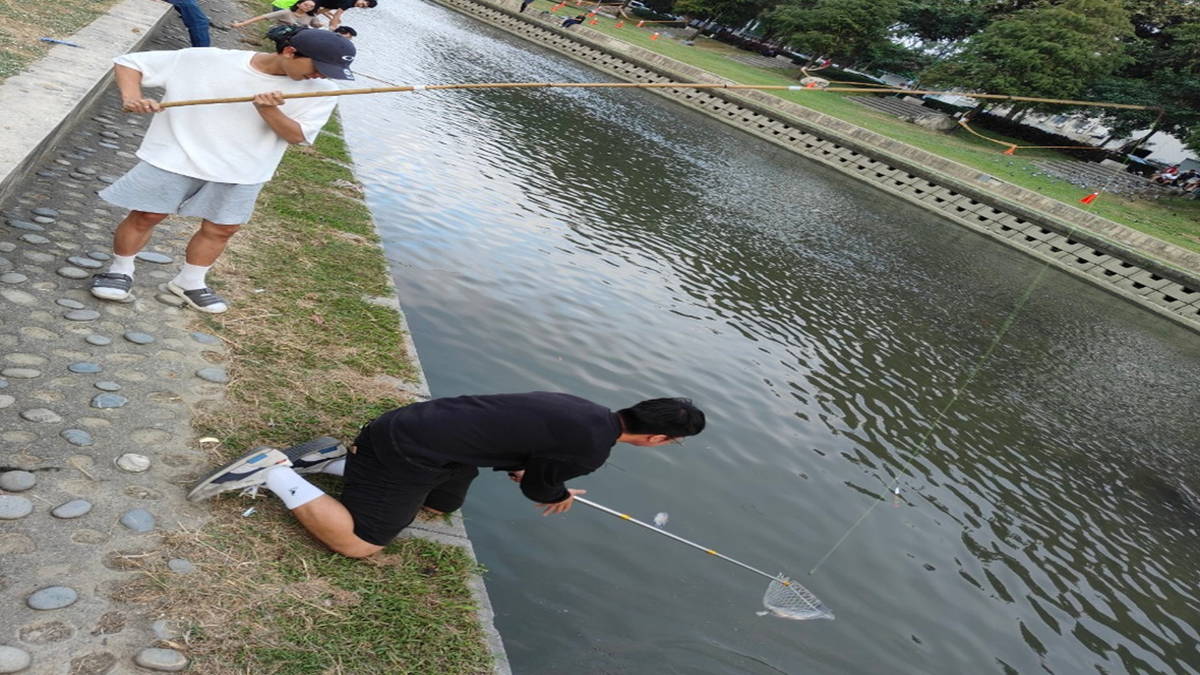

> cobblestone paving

[{"left": 0, "top": 2, "right": 250, "bottom": 671}]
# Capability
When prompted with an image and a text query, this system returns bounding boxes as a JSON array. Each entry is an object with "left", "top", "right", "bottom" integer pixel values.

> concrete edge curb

[
  {"left": 0, "top": 0, "right": 172, "bottom": 207},
  {"left": 351, "top": 143, "right": 513, "bottom": 675}
]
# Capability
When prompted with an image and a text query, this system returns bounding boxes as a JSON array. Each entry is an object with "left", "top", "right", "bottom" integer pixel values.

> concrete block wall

[{"left": 433, "top": 0, "right": 1200, "bottom": 333}]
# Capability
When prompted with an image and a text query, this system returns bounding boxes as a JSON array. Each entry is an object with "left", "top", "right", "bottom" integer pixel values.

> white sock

[
  {"left": 264, "top": 466, "right": 325, "bottom": 510},
  {"left": 108, "top": 254, "right": 137, "bottom": 277},
  {"left": 172, "top": 263, "right": 211, "bottom": 291},
  {"left": 322, "top": 458, "right": 346, "bottom": 476}
]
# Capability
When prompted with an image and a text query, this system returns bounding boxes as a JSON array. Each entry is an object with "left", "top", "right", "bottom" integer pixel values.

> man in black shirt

[{"left": 189, "top": 393, "right": 705, "bottom": 558}]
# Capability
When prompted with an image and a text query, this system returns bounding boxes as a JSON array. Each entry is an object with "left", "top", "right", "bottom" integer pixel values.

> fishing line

[{"left": 807, "top": 154, "right": 1139, "bottom": 576}]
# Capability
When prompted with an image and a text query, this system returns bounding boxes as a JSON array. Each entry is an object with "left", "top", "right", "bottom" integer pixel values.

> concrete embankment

[
  {"left": 0, "top": 2, "right": 509, "bottom": 672},
  {"left": 427, "top": 0, "right": 1200, "bottom": 335}
]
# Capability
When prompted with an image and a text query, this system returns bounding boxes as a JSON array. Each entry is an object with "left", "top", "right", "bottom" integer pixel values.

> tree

[
  {"left": 1082, "top": 0, "right": 1200, "bottom": 154},
  {"left": 897, "top": 0, "right": 990, "bottom": 49},
  {"left": 920, "top": 0, "right": 1131, "bottom": 115},
  {"left": 765, "top": 0, "right": 902, "bottom": 65},
  {"left": 672, "top": 0, "right": 774, "bottom": 26}
]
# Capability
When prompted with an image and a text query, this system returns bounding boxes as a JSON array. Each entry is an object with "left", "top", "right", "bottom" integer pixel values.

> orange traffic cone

[
  {"left": 615, "top": 20, "right": 624, "bottom": 27},
  {"left": 1079, "top": 192, "right": 1099, "bottom": 205},
  {"left": 589, "top": 17, "right": 598, "bottom": 23},
  {"left": 650, "top": 31, "right": 660, "bottom": 40},
  {"left": 1002, "top": 145, "right": 1016, "bottom": 155},
  {"left": 551, "top": 2, "right": 564, "bottom": 9},
  {"left": 804, "top": 81, "right": 817, "bottom": 89},
  {"left": 636, "top": 20, "right": 645, "bottom": 27}
]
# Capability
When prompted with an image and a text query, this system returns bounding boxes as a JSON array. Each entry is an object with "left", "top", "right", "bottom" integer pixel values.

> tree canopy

[
  {"left": 920, "top": 0, "right": 1130, "bottom": 105},
  {"left": 764, "top": 0, "right": 902, "bottom": 65},
  {"left": 666, "top": 0, "right": 1199, "bottom": 152}
]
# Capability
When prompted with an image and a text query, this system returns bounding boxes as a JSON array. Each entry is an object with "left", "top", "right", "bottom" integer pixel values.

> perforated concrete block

[
  {"left": 1031, "top": 241, "right": 1079, "bottom": 260},
  {"left": 1085, "top": 264, "right": 1127, "bottom": 283},
  {"left": 1125, "top": 269, "right": 1172, "bottom": 290},
  {"left": 1113, "top": 276, "right": 1159, "bottom": 297},
  {"left": 1144, "top": 288, "right": 1192, "bottom": 311},
  {"left": 1170, "top": 302, "right": 1200, "bottom": 323},
  {"left": 1099, "top": 257, "right": 1138, "bottom": 276}
]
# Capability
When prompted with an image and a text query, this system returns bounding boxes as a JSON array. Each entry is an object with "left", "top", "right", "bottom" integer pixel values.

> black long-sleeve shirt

[{"left": 366, "top": 392, "right": 621, "bottom": 503}]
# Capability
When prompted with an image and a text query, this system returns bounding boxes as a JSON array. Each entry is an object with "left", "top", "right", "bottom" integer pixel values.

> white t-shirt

[{"left": 114, "top": 48, "right": 339, "bottom": 184}]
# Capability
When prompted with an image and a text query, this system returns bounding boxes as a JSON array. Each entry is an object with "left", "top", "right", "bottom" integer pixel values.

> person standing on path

[
  {"left": 88, "top": 29, "right": 355, "bottom": 313},
  {"left": 161, "top": 0, "right": 212, "bottom": 47},
  {"left": 189, "top": 393, "right": 707, "bottom": 558}
]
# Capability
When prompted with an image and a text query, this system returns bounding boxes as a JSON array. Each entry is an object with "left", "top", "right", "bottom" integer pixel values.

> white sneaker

[
  {"left": 283, "top": 437, "right": 347, "bottom": 475},
  {"left": 187, "top": 447, "right": 291, "bottom": 502}
]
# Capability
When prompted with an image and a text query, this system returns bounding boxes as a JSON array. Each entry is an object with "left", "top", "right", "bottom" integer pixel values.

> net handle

[{"left": 573, "top": 496, "right": 779, "bottom": 582}]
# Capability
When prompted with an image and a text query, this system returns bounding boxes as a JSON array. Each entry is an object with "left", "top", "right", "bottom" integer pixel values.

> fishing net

[{"left": 761, "top": 576, "right": 835, "bottom": 621}]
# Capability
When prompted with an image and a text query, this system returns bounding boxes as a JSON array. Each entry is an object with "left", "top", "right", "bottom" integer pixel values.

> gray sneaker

[
  {"left": 283, "top": 436, "right": 347, "bottom": 475},
  {"left": 89, "top": 272, "right": 134, "bottom": 302},
  {"left": 187, "top": 446, "right": 291, "bottom": 502}
]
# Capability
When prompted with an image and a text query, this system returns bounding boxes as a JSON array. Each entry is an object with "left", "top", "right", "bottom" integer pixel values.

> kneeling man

[{"left": 189, "top": 392, "right": 706, "bottom": 558}]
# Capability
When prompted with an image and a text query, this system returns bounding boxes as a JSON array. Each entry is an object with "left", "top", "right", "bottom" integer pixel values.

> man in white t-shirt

[{"left": 89, "top": 29, "right": 354, "bottom": 313}]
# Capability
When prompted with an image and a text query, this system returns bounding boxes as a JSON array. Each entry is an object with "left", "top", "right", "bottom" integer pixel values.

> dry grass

[{"left": 124, "top": 500, "right": 491, "bottom": 674}]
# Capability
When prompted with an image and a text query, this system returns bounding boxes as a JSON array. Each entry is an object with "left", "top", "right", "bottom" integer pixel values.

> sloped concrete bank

[{"left": 427, "top": 0, "right": 1200, "bottom": 335}]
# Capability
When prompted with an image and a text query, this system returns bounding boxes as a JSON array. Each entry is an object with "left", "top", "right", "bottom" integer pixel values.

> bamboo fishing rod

[{"left": 155, "top": 81, "right": 1161, "bottom": 112}]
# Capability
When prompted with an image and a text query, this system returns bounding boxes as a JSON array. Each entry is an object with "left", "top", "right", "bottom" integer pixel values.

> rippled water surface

[{"left": 339, "top": 4, "right": 1200, "bottom": 673}]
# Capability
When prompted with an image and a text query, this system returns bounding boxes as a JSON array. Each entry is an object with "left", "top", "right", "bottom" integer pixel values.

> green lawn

[{"left": 531, "top": 0, "right": 1200, "bottom": 255}]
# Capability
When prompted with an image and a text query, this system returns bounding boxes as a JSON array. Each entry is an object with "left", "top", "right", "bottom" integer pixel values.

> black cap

[{"left": 290, "top": 29, "right": 356, "bottom": 80}]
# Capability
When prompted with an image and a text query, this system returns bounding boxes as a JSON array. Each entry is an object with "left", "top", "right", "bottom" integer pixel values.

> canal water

[{"left": 339, "top": 4, "right": 1200, "bottom": 673}]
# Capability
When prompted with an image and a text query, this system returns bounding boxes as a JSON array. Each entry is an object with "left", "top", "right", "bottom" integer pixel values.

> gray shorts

[{"left": 99, "top": 161, "right": 264, "bottom": 225}]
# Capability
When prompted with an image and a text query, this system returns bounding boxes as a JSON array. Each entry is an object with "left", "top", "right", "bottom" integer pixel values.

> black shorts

[{"left": 340, "top": 427, "right": 479, "bottom": 546}]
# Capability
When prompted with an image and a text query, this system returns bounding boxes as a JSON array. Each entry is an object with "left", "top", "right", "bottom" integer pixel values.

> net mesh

[{"left": 762, "top": 576, "right": 834, "bottom": 621}]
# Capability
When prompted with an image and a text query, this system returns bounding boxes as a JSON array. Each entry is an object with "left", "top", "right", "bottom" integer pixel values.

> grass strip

[
  {"left": 129, "top": 115, "right": 494, "bottom": 674},
  {"left": 527, "top": 1, "right": 1200, "bottom": 255}
]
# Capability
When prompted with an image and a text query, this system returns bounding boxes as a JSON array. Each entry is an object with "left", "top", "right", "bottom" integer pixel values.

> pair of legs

[
  {"left": 164, "top": 0, "right": 212, "bottom": 47},
  {"left": 93, "top": 210, "right": 239, "bottom": 312},
  {"left": 114, "top": 210, "right": 240, "bottom": 267},
  {"left": 223, "top": 433, "right": 477, "bottom": 559},
  {"left": 95, "top": 161, "right": 262, "bottom": 311}
]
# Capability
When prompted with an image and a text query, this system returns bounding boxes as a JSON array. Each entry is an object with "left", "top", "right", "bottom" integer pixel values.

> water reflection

[{"left": 342, "top": 4, "right": 1200, "bottom": 673}]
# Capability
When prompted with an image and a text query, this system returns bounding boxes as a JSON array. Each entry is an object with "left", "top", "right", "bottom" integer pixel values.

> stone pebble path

[{"left": 0, "top": 6, "right": 248, "bottom": 672}]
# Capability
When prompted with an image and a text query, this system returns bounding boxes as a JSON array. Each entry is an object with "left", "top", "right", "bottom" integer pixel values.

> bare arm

[
  {"left": 231, "top": 13, "right": 272, "bottom": 27},
  {"left": 252, "top": 91, "right": 305, "bottom": 144},
  {"left": 115, "top": 64, "right": 162, "bottom": 114}
]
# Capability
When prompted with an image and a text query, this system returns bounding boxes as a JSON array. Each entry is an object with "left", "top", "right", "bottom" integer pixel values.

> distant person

[
  {"left": 314, "top": 0, "right": 378, "bottom": 29},
  {"left": 562, "top": 13, "right": 585, "bottom": 27},
  {"left": 188, "top": 393, "right": 707, "bottom": 559},
  {"left": 161, "top": 0, "right": 211, "bottom": 47},
  {"left": 519, "top": 0, "right": 534, "bottom": 12},
  {"left": 333, "top": 25, "right": 357, "bottom": 39},
  {"left": 88, "top": 30, "right": 354, "bottom": 313},
  {"left": 1153, "top": 165, "right": 1180, "bottom": 185},
  {"left": 231, "top": 0, "right": 321, "bottom": 29}
]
